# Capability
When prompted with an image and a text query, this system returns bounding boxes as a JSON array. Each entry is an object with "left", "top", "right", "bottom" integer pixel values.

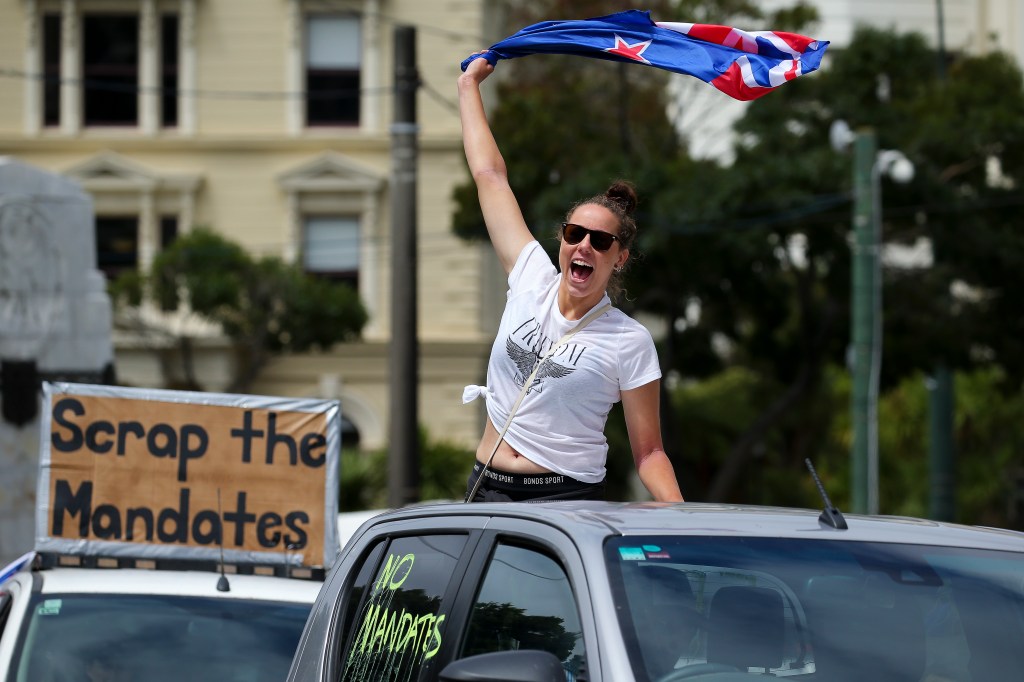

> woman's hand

[{"left": 459, "top": 51, "right": 495, "bottom": 87}]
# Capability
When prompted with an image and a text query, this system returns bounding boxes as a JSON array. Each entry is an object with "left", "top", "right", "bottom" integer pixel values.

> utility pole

[
  {"left": 850, "top": 128, "right": 877, "bottom": 515},
  {"left": 388, "top": 25, "right": 419, "bottom": 508},
  {"left": 931, "top": 0, "right": 957, "bottom": 522},
  {"left": 928, "top": 365, "right": 955, "bottom": 520}
]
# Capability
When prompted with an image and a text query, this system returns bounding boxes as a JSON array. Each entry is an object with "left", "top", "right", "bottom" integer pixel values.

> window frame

[
  {"left": 95, "top": 214, "right": 141, "bottom": 280},
  {"left": 301, "top": 214, "right": 360, "bottom": 288},
  {"left": 42, "top": 12, "right": 62, "bottom": 127},
  {"left": 81, "top": 12, "right": 141, "bottom": 127},
  {"left": 64, "top": 152, "right": 201, "bottom": 277},
  {"left": 28, "top": 2, "right": 186, "bottom": 135},
  {"left": 439, "top": 521, "right": 598, "bottom": 681},
  {"left": 160, "top": 12, "right": 179, "bottom": 128},
  {"left": 317, "top": 515, "right": 488, "bottom": 682},
  {"left": 277, "top": 152, "right": 384, "bottom": 333},
  {"left": 303, "top": 13, "right": 362, "bottom": 127},
  {"left": 460, "top": 538, "right": 588, "bottom": 675}
]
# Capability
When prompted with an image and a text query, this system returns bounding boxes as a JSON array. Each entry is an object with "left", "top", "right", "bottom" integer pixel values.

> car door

[
  {"left": 297, "top": 513, "right": 599, "bottom": 682},
  {"left": 437, "top": 517, "right": 599, "bottom": 682},
  {"left": 318, "top": 516, "right": 485, "bottom": 682}
]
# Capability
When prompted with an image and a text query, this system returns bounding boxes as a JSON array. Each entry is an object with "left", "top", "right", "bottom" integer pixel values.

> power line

[
  {"left": 2, "top": 67, "right": 382, "bottom": 100},
  {"left": 0, "top": 66, "right": 462, "bottom": 112}
]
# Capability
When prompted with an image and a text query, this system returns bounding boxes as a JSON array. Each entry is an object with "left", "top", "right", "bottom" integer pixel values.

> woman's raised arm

[{"left": 458, "top": 54, "right": 534, "bottom": 274}]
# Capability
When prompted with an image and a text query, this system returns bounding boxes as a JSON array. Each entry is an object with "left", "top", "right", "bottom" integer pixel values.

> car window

[
  {"left": 337, "top": 539, "right": 386, "bottom": 658},
  {"left": 606, "top": 536, "right": 1024, "bottom": 682},
  {"left": 9, "top": 593, "right": 310, "bottom": 682},
  {"left": 461, "top": 542, "right": 586, "bottom": 680},
  {"left": 339, "top": 534, "right": 468, "bottom": 682}
]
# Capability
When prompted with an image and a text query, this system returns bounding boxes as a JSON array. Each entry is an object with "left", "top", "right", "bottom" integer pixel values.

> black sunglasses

[{"left": 561, "top": 223, "right": 620, "bottom": 252}]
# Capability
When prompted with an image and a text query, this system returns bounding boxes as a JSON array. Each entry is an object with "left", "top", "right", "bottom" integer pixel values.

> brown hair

[{"left": 564, "top": 180, "right": 639, "bottom": 301}]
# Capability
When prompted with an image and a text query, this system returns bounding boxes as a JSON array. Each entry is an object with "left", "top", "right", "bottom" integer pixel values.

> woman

[{"left": 459, "top": 53, "right": 683, "bottom": 503}]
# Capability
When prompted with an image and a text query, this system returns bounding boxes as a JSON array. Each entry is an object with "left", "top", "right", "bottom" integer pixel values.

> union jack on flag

[{"left": 461, "top": 9, "right": 829, "bottom": 101}]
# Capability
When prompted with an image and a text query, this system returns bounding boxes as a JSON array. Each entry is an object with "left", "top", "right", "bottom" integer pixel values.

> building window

[
  {"left": 305, "top": 15, "right": 360, "bottom": 126},
  {"left": 303, "top": 216, "right": 359, "bottom": 288},
  {"left": 83, "top": 14, "right": 139, "bottom": 126},
  {"left": 42, "top": 11, "right": 181, "bottom": 130},
  {"left": 96, "top": 217, "right": 139, "bottom": 279},
  {"left": 160, "top": 216, "right": 179, "bottom": 249},
  {"left": 42, "top": 13, "right": 61, "bottom": 127},
  {"left": 161, "top": 14, "right": 179, "bottom": 128}
]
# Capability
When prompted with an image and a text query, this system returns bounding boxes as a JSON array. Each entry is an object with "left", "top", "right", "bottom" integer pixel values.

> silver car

[{"left": 287, "top": 501, "right": 1024, "bottom": 682}]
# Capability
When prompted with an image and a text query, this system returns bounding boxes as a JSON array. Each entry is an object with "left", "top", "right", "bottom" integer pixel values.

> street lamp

[{"left": 831, "top": 120, "right": 914, "bottom": 515}]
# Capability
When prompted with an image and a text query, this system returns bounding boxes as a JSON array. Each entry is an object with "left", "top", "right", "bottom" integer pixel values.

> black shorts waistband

[
  {"left": 471, "top": 461, "right": 586, "bottom": 488},
  {"left": 466, "top": 462, "right": 606, "bottom": 502}
]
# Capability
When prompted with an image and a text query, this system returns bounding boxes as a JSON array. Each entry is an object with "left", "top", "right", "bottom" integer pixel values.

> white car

[{"left": 0, "top": 553, "right": 321, "bottom": 682}]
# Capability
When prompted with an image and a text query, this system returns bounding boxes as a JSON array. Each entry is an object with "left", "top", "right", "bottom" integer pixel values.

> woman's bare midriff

[{"left": 475, "top": 419, "right": 553, "bottom": 474}]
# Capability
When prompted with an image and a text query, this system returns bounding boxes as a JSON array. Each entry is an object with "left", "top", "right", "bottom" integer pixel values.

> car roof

[
  {"left": 30, "top": 567, "right": 321, "bottom": 603},
  {"left": 360, "top": 500, "right": 1024, "bottom": 553}
]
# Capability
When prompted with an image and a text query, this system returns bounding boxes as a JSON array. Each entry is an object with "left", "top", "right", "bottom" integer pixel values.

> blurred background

[{"left": 0, "top": 0, "right": 1021, "bottom": 545}]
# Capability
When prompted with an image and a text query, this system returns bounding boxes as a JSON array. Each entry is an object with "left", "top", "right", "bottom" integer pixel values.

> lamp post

[{"left": 831, "top": 121, "right": 914, "bottom": 514}]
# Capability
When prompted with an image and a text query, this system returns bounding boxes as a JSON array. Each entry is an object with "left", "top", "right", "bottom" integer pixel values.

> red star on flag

[{"left": 604, "top": 34, "right": 652, "bottom": 63}]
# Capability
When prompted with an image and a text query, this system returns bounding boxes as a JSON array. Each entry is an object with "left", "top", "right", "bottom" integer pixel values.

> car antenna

[
  {"left": 283, "top": 543, "right": 297, "bottom": 579},
  {"left": 805, "top": 458, "right": 848, "bottom": 530},
  {"left": 216, "top": 489, "right": 231, "bottom": 592}
]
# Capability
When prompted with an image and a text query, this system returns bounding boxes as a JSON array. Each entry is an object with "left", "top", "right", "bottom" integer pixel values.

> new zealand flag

[{"left": 461, "top": 9, "right": 829, "bottom": 101}]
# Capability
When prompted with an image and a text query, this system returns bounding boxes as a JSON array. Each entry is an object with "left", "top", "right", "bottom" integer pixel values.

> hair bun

[{"left": 606, "top": 180, "right": 638, "bottom": 216}]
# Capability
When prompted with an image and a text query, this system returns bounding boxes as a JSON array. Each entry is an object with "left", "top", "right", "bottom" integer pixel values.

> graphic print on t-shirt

[
  {"left": 506, "top": 337, "right": 575, "bottom": 394},
  {"left": 506, "top": 316, "right": 588, "bottom": 395}
]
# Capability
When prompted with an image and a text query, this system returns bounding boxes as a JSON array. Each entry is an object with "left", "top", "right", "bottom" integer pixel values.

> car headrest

[{"left": 706, "top": 585, "right": 785, "bottom": 671}]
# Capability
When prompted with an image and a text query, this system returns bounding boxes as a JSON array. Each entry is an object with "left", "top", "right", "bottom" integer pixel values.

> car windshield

[
  {"left": 9, "top": 593, "right": 311, "bottom": 682},
  {"left": 606, "top": 536, "right": 1024, "bottom": 682}
]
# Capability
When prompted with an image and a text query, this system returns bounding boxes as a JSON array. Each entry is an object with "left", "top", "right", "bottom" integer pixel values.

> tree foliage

[
  {"left": 339, "top": 427, "right": 473, "bottom": 510},
  {"left": 112, "top": 228, "right": 367, "bottom": 392}
]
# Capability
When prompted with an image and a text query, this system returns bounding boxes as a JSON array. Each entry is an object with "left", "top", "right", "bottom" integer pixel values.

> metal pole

[
  {"left": 868, "top": 148, "right": 884, "bottom": 516},
  {"left": 928, "top": 365, "right": 955, "bottom": 520},
  {"left": 388, "top": 25, "right": 419, "bottom": 508},
  {"left": 850, "top": 129, "right": 877, "bottom": 515}
]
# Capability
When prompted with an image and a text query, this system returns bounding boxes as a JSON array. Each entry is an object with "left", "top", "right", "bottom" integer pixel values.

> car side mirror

[{"left": 439, "top": 649, "right": 566, "bottom": 682}]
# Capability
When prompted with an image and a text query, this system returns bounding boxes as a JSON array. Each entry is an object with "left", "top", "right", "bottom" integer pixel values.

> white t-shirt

[{"left": 464, "top": 240, "right": 661, "bottom": 483}]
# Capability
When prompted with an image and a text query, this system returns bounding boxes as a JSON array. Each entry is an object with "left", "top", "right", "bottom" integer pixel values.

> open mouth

[{"left": 570, "top": 259, "right": 594, "bottom": 282}]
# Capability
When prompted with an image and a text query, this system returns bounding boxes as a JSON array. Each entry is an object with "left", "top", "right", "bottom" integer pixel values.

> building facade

[{"left": 0, "top": 0, "right": 503, "bottom": 451}]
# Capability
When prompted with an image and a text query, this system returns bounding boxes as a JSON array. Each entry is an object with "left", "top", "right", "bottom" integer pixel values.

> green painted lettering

[
  {"left": 396, "top": 611, "right": 415, "bottom": 652},
  {"left": 386, "top": 607, "right": 406, "bottom": 651},
  {"left": 374, "top": 553, "right": 399, "bottom": 593},
  {"left": 356, "top": 604, "right": 380, "bottom": 653},
  {"left": 389, "top": 553, "right": 414, "bottom": 589},
  {"left": 415, "top": 614, "right": 435, "bottom": 654},
  {"left": 424, "top": 614, "right": 446, "bottom": 659},
  {"left": 373, "top": 607, "right": 397, "bottom": 652},
  {"left": 374, "top": 552, "right": 415, "bottom": 593}
]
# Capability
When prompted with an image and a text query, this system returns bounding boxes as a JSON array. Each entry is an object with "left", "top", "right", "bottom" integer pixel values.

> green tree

[
  {"left": 339, "top": 427, "right": 473, "bottom": 510},
  {"left": 696, "top": 26, "right": 1024, "bottom": 505},
  {"left": 111, "top": 228, "right": 367, "bottom": 392}
]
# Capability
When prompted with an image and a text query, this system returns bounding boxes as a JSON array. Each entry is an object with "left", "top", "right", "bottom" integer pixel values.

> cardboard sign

[{"left": 35, "top": 383, "right": 341, "bottom": 568}]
